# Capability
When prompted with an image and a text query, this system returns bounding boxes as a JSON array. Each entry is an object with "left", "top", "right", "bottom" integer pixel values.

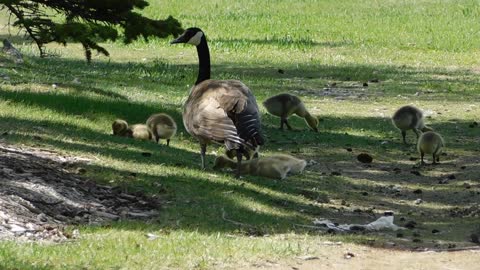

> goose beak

[{"left": 170, "top": 34, "right": 187, "bottom": 44}]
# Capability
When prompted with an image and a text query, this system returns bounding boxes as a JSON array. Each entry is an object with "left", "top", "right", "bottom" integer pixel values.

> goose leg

[
  {"left": 235, "top": 147, "right": 243, "bottom": 178},
  {"left": 432, "top": 153, "right": 437, "bottom": 165},
  {"left": 413, "top": 129, "right": 420, "bottom": 139},
  {"left": 401, "top": 131, "right": 407, "bottom": 144},
  {"left": 285, "top": 119, "right": 293, "bottom": 130},
  {"left": 167, "top": 139, "right": 170, "bottom": 146},
  {"left": 280, "top": 118, "right": 285, "bottom": 130},
  {"left": 200, "top": 143, "right": 207, "bottom": 170}
]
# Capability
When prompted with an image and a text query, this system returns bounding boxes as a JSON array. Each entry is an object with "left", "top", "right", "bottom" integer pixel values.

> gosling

[
  {"left": 392, "top": 105, "right": 432, "bottom": 144},
  {"left": 225, "top": 146, "right": 259, "bottom": 160},
  {"left": 112, "top": 119, "right": 129, "bottom": 136},
  {"left": 417, "top": 131, "right": 444, "bottom": 165},
  {"left": 213, "top": 154, "right": 307, "bottom": 180},
  {"left": 263, "top": 93, "right": 319, "bottom": 132},
  {"left": 146, "top": 113, "right": 177, "bottom": 146},
  {"left": 125, "top": 124, "right": 154, "bottom": 141}
]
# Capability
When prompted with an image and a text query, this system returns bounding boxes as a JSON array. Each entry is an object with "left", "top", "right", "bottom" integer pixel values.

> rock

[
  {"left": 413, "top": 189, "right": 422, "bottom": 194},
  {"left": 141, "top": 152, "right": 152, "bottom": 157},
  {"left": 363, "top": 82, "right": 369, "bottom": 87},
  {"left": 414, "top": 199, "right": 423, "bottom": 205},
  {"left": 344, "top": 252, "right": 355, "bottom": 259},
  {"left": 357, "top": 153, "right": 373, "bottom": 163},
  {"left": 345, "top": 147, "right": 353, "bottom": 152},
  {"left": 470, "top": 233, "right": 479, "bottom": 244},
  {"left": 432, "top": 229, "right": 440, "bottom": 234},
  {"left": 411, "top": 170, "right": 421, "bottom": 176},
  {"left": 404, "top": 220, "right": 417, "bottom": 229}
]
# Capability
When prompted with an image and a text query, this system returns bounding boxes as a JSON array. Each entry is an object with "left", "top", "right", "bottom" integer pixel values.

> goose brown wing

[
  {"left": 214, "top": 80, "right": 265, "bottom": 147},
  {"left": 192, "top": 97, "right": 245, "bottom": 148}
]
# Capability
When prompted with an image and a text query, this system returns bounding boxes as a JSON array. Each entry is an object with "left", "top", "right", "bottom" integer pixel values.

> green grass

[{"left": 1, "top": 0, "right": 480, "bottom": 269}]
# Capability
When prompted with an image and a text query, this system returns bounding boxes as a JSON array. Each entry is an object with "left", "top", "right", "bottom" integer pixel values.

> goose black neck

[{"left": 195, "top": 36, "right": 211, "bottom": 85}]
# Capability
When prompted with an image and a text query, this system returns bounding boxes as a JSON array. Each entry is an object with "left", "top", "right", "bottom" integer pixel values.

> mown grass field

[{"left": 1, "top": 0, "right": 480, "bottom": 269}]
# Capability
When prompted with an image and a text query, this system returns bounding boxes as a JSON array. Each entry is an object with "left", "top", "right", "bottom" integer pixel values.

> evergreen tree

[{"left": 1, "top": 0, "right": 183, "bottom": 62}]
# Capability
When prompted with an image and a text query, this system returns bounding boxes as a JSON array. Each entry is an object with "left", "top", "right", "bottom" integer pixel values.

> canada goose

[
  {"left": 213, "top": 154, "right": 307, "bottom": 180},
  {"left": 112, "top": 119, "right": 129, "bottom": 136},
  {"left": 171, "top": 27, "right": 264, "bottom": 176},
  {"left": 146, "top": 113, "right": 177, "bottom": 146},
  {"left": 417, "top": 131, "right": 444, "bottom": 165},
  {"left": 125, "top": 124, "right": 154, "bottom": 141},
  {"left": 392, "top": 105, "right": 432, "bottom": 144},
  {"left": 263, "top": 93, "right": 318, "bottom": 132}
]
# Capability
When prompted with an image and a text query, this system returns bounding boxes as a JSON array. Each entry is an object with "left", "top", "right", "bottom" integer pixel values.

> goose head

[{"left": 171, "top": 27, "right": 204, "bottom": 46}]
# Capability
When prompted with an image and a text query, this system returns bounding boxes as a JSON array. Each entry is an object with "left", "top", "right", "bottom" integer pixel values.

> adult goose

[{"left": 171, "top": 27, "right": 264, "bottom": 176}]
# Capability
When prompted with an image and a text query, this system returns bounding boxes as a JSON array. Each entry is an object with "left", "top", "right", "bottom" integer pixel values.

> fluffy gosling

[
  {"left": 146, "top": 113, "right": 177, "bottom": 146},
  {"left": 125, "top": 124, "right": 154, "bottom": 141},
  {"left": 213, "top": 154, "right": 307, "bottom": 180},
  {"left": 417, "top": 131, "right": 444, "bottom": 165},
  {"left": 112, "top": 119, "right": 129, "bottom": 136},
  {"left": 225, "top": 146, "right": 259, "bottom": 160},
  {"left": 263, "top": 93, "right": 319, "bottom": 132},
  {"left": 392, "top": 105, "right": 432, "bottom": 144}
]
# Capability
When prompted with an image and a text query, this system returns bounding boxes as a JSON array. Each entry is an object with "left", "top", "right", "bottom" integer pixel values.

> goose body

[
  {"left": 263, "top": 93, "right": 318, "bottom": 132},
  {"left": 213, "top": 154, "right": 306, "bottom": 180},
  {"left": 392, "top": 105, "right": 432, "bottom": 144},
  {"left": 417, "top": 131, "right": 444, "bottom": 165},
  {"left": 146, "top": 113, "right": 177, "bottom": 146},
  {"left": 172, "top": 27, "right": 264, "bottom": 175}
]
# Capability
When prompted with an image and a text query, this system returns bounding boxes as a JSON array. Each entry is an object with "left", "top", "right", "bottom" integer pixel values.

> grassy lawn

[{"left": 1, "top": 0, "right": 480, "bottom": 269}]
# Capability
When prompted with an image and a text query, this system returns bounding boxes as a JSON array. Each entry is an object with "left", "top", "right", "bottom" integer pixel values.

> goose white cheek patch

[{"left": 187, "top": 32, "right": 204, "bottom": 46}]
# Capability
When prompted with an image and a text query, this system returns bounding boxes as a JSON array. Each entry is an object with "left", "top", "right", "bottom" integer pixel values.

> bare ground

[{"left": 0, "top": 141, "right": 160, "bottom": 241}]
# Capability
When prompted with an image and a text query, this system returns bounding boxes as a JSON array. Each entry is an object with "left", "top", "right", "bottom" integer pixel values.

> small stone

[
  {"left": 411, "top": 170, "right": 421, "bottom": 176},
  {"left": 432, "top": 229, "right": 440, "bottom": 234},
  {"left": 463, "top": 183, "right": 471, "bottom": 189},
  {"left": 357, "top": 153, "right": 373, "bottom": 163},
  {"left": 412, "top": 238, "right": 422, "bottom": 243},
  {"left": 361, "top": 191, "right": 369, "bottom": 196},
  {"left": 470, "top": 233, "right": 479, "bottom": 244},
  {"left": 413, "top": 189, "right": 422, "bottom": 194},
  {"left": 404, "top": 220, "right": 417, "bottom": 229},
  {"left": 345, "top": 147, "right": 353, "bottom": 152},
  {"left": 76, "top": 167, "right": 87, "bottom": 174},
  {"left": 363, "top": 82, "right": 369, "bottom": 87},
  {"left": 344, "top": 252, "right": 355, "bottom": 259},
  {"left": 414, "top": 198, "right": 423, "bottom": 205},
  {"left": 141, "top": 152, "right": 152, "bottom": 157},
  {"left": 460, "top": 166, "right": 467, "bottom": 170}
]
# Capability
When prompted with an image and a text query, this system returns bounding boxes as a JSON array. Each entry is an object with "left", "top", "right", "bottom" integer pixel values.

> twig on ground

[{"left": 221, "top": 208, "right": 255, "bottom": 228}]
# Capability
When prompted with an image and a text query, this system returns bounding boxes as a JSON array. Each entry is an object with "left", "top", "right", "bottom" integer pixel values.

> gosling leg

[
  {"left": 432, "top": 153, "right": 437, "bottom": 165},
  {"left": 401, "top": 130, "right": 407, "bottom": 144},
  {"left": 200, "top": 143, "right": 207, "bottom": 170},
  {"left": 280, "top": 118, "right": 285, "bottom": 130},
  {"left": 166, "top": 139, "right": 170, "bottom": 146},
  {"left": 420, "top": 151, "right": 425, "bottom": 165}
]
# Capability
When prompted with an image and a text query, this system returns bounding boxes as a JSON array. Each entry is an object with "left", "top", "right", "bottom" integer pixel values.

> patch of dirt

[{"left": 0, "top": 141, "right": 159, "bottom": 242}]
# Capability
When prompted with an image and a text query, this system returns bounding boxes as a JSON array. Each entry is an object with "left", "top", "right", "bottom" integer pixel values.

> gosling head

[
  {"left": 213, "top": 156, "right": 230, "bottom": 170},
  {"left": 170, "top": 27, "right": 204, "bottom": 46},
  {"left": 305, "top": 114, "right": 319, "bottom": 132},
  {"left": 112, "top": 119, "right": 128, "bottom": 136}
]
